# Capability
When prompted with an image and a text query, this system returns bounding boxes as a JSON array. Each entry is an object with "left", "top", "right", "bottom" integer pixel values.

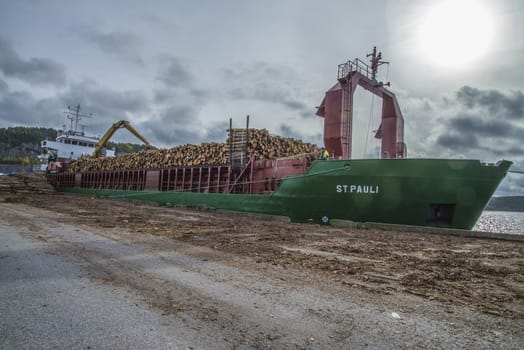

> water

[{"left": 474, "top": 211, "right": 524, "bottom": 234}]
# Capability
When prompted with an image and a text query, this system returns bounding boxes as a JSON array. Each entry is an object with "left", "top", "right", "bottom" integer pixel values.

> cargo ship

[
  {"left": 40, "top": 104, "right": 115, "bottom": 171},
  {"left": 48, "top": 49, "right": 512, "bottom": 230}
]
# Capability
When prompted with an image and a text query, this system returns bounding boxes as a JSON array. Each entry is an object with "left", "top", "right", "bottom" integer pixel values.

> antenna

[
  {"left": 366, "top": 46, "right": 389, "bottom": 82},
  {"left": 64, "top": 104, "right": 92, "bottom": 135}
]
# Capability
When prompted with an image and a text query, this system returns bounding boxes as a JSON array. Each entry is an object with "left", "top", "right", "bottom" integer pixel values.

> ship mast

[
  {"left": 366, "top": 46, "right": 389, "bottom": 82},
  {"left": 64, "top": 104, "right": 92, "bottom": 136}
]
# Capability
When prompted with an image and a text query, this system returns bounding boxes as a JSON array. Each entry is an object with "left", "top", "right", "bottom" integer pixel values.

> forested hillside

[
  {"left": 0, "top": 126, "right": 146, "bottom": 164},
  {"left": 0, "top": 127, "right": 56, "bottom": 164}
]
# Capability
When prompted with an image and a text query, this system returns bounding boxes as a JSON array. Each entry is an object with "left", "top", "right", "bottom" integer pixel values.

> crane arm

[
  {"left": 93, "top": 120, "right": 151, "bottom": 158},
  {"left": 122, "top": 121, "right": 151, "bottom": 147}
]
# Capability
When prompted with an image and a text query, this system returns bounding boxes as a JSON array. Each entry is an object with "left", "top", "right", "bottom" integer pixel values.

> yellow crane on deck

[{"left": 93, "top": 120, "right": 152, "bottom": 158}]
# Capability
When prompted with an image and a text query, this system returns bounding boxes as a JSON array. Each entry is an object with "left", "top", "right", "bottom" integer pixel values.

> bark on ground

[{"left": 1, "top": 191, "right": 523, "bottom": 349}]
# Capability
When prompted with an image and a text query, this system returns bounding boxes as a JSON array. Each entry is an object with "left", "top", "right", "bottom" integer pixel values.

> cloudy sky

[{"left": 0, "top": 0, "right": 523, "bottom": 195}]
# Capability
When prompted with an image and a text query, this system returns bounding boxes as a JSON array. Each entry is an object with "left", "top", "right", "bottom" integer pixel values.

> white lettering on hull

[{"left": 336, "top": 184, "right": 380, "bottom": 194}]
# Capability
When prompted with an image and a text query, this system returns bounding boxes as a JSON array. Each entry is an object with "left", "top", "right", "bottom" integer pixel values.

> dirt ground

[
  {"left": 4, "top": 191, "right": 523, "bottom": 317},
  {"left": 1, "top": 179, "right": 523, "bottom": 348}
]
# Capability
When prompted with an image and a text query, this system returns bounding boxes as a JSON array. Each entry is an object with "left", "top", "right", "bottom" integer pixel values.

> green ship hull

[{"left": 59, "top": 158, "right": 512, "bottom": 230}]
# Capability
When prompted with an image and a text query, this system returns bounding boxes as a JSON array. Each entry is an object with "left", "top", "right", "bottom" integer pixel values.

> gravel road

[
  {"left": 0, "top": 210, "right": 218, "bottom": 349},
  {"left": 0, "top": 193, "right": 523, "bottom": 349}
]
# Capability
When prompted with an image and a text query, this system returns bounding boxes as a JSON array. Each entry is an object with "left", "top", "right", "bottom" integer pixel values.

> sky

[{"left": 0, "top": 0, "right": 523, "bottom": 195}]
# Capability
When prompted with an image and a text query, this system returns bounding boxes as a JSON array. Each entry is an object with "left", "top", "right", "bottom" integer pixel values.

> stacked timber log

[
  {"left": 241, "top": 129, "right": 319, "bottom": 160},
  {"left": 68, "top": 129, "right": 320, "bottom": 173},
  {"left": 0, "top": 173, "right": 55, "bottom": 194},
  {"left": 69, "top": 143, "right": 227, "bottom": 173}
]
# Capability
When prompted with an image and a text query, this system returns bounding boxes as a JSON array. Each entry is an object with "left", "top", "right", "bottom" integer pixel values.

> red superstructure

[{"left": 316, "top": 47, "right": 406, "bottom": 159}]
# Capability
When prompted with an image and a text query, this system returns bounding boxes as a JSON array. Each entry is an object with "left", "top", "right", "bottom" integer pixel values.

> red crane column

[{"left": 316, "top": 54, "right": 406, "bottom": 159}]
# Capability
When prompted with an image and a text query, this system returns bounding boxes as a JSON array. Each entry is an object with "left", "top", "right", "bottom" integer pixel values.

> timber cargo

[{"left": 47, "top": 49, "right": 512, "bottom": 230}]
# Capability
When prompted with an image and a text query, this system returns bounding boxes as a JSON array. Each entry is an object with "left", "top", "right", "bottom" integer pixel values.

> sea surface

[{"left": 474, "top": 210, "right": 524, "bottom": 234}]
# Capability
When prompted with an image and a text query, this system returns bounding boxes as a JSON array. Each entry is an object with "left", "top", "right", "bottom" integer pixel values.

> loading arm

[{"left": 93, "top": 120, "right": 152, "bottom": 158}]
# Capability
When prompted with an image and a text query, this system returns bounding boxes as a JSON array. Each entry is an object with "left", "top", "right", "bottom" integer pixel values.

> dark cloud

[
  {"left": 404, "top": 86, "right": 524, "bottom": 159},
  {"left": 279, "top": 123, "right": 305, "bottom": 139},
  {"left": 0, "top": 35, "right": 66, "bottom": 86},
  {"left": 279, "top": 123, "right": 322, "bottom": 145},
  {"left": 0, "top": 79, "right": 7, "bottom": 93},
  {"left": 147, "top": 109, "right": 230, "bottom": 146},
  {"left": 189, "top": 88, "right": 210, "bottom": 99},
  {"left": 222, "top": 62, "right": 314, "bottom": 118},
  {"left": 55, "top": 81, "right": 151, "bottom": 139},
  {"left": 456, "top": 86, "right": 524, "bottom": 119},
  {"left": 506, "top": 147, "right": 524, "bottom": 156},
  {"left": 447, "top": 116, "right": 519, "bottom": 138},
  {"left": 149, "top": 56, "right": 204, "bottom": 145},
  {"left": 153, "top": 88, "right": 175, "bottom": 104},
  {"left": 0, "top": 88, "right": 62, "bottom": 127},
  {"left": 205, "top": 121, "right": 230, "bottom": 143},
  {"left": 161, "top": 105, "right": 195, "bottom": 123},
  {"left": 282, "top": 100, "right": 308, "bottom": 111},
  {"left": 0, "top": 78, "right": 151, "bottom": 139},
  {"left": 144, "top": 123, "right": 201, "bottom": 146},
  {"left": 39, "top": 78, "right": 208, "bottom": 147},
  {"left": 152, "top": 55, "right": 208, "bottom": 107},
  {"left": 156, "top": 56, "right": 193, "bottom": 87},
  {"left": 436, "top": 116, "right": 524, "bottom": 157},
  {"left": 436, "top": 133, "right": 479, "bottom": 150},
  {"left": 0, "top": 90, "right": 39, "bottom": 125},
  {"left": 405, "top": 86, "right": 523, "bottom": 195},
  {"left": 434, "top": 90, "right": 524, "bottom": 156},
  {"left": 139, "top": 118, "right": 229, "bottom": 147},
  {"left": 78, "top": 27, "right": 144, "bottom": 65},
  {"left": 142, "top": 75, "right": 207, "bottom": 145},
  {"left": 402, "top": 86, "right": 523, "bottom": 196},
  {"left": 223, "top": 63, "right": 283, "bottom": 81},
  {"left": 0, "top": 67, "right": 206, "bottom": 148},
  {"left": 436, "top": 117, "right": 523, "bottom": 155}
]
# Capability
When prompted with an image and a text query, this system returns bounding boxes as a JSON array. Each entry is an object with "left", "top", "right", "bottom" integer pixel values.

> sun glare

[{"left": 418, "top": 0, "right": 494, "bottom": 67}]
